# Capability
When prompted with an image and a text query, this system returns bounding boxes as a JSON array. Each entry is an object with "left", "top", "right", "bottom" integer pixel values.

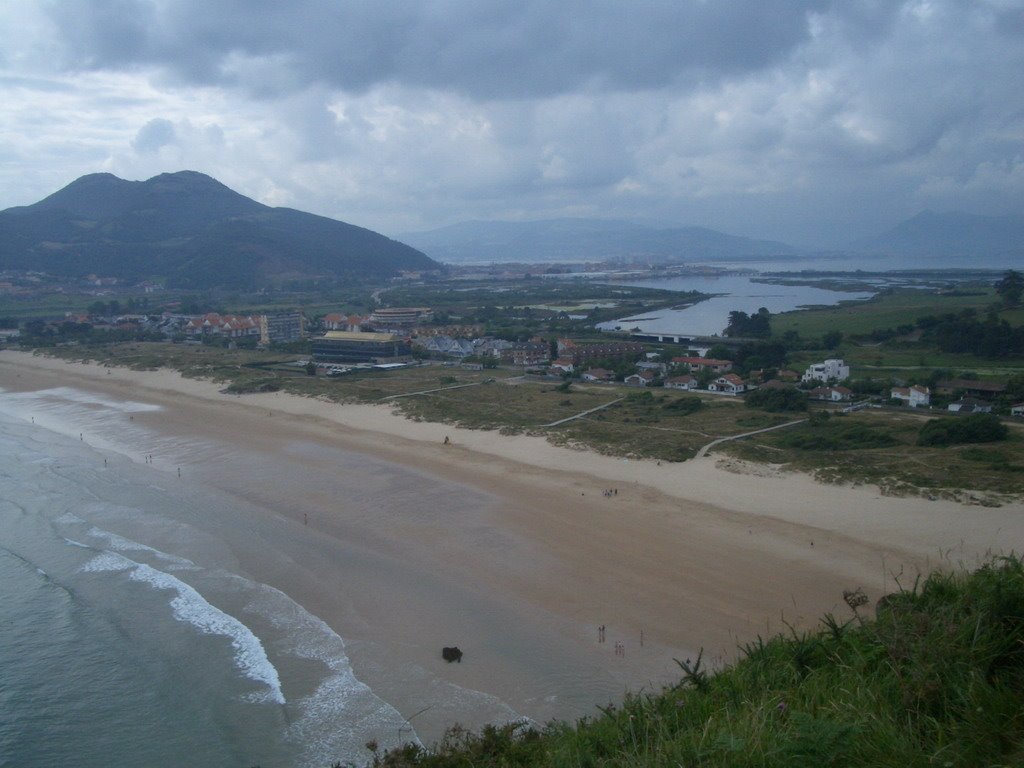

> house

[
  {"left": 810, "top": 385, "right": 853, "bottom": 402},
  {"left": 505, "top": 341, "right": 550, "bottom": 366},
  {"left": 801, "top": 359, "right": 850, "bottom": 383},
  {"left": 1011, "top": 403, "right": 1024, "bottom": 418},
  {"left": 624, "top": 370, "right": 657, "bottom": 387},
  {"left": 664, "top": 374, "right": 698, "bottom": 391},
  {"left": 708, "top": 374, "right": 746, "bottom": 394},
  {"left": 936, "top": 379, "right": 1006, "bottom": 400},
  {"left": 671, "top": 356, "right": 733, "bottom": 373},
  {"left": 947, "top": 398, "right": 992, "bottom": 414},
  {"left": 581, "top": 368, "right": 615, "bottom": 382},
  {"left": 184, "top": 313, "right": 261, "bottom": 338},
  {"left": 417, "top": 335, "right": 474, "bottom": 358},
  {"left": 549, "top": 358, "right": 575, "bottom": 374},
  {"left": 636, "top": 360, "right": 667, "bottom": 375},
  {"left": 891, "top": 385, "right": 930, "bottom": 407}
]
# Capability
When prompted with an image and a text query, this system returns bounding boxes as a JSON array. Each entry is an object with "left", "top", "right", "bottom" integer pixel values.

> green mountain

[
  {"left": 399, "top": 218, "right": 800, "bottom": 263},
  {"left": 0, "top": 171, "right": 438, "bottom": 288}
]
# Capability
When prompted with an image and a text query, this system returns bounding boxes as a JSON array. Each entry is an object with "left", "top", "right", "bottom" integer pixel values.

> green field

[{"left": 772, "top": 286, "right": 1024, "bottom": 339}]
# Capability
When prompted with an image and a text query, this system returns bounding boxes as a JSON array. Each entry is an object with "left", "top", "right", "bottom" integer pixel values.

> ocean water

[{"left": 0, "top": 388, "right": 423, "bottom": 767}]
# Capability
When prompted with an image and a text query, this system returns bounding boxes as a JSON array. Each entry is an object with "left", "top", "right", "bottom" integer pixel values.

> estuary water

[{"left": 596, "top": 274, "right": 874, "bottom": 336}]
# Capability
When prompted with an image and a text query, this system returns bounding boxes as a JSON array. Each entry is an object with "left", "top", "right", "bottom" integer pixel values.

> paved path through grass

[
  {"left": 695, "top": 418, "right": 807, "bottom": 459},
  {"left": 540, "top": 397, "right": 626, "bottom": 427},
  {"left": 379, "top": 381, "right": 488, "bottom": 400}
]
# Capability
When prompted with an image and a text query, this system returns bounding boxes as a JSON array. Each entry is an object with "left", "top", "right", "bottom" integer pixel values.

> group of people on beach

[{"left": 602, "top": 488, "right": 618, "bottom": 497}]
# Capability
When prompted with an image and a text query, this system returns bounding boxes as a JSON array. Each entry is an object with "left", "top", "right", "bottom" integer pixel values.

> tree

[
  {"left": 725, "top": 307, "right": 771, "bottom": 338},
  {"left": 305, "top": 361, "right": 317, "bottom": 376},
  {"left": 822, "top": 330, "right": 844, "bottom": 349},
  {"left": 995, "top": 270, "right": 1024, "bottom": 307}
]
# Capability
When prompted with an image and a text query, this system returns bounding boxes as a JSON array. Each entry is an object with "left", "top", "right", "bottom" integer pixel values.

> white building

[
  {"left": 802, "top": 358, "right": 850, "bottom": 383},
  {"left": 708, "top": 374, "right": 746, "bottom": 394},
  {"left": 891, "top": 385, "right": 930, "bottom": 408}
]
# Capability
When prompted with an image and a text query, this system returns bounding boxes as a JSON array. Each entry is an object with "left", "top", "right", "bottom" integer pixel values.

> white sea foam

[
  {"left": 1, "top": 387, "right": 162, "bottom": 414},
  {"left": 229, "top": 577, "right": 420, "bottom": 761},
  {"left": 55, "top": 513, "right": 86, "bottom": 525},
  {"left": 85, "top": 526, "right": 199, "bottom": 571},
  {"left": 82, "top": 550, "right": 285, "bottom": 704}
]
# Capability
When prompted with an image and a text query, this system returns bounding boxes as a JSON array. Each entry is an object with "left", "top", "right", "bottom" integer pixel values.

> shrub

[
  {"left": 917, "top": 413, "right": 1009, "bottom": 447},
  {"left": 775, "top": 421, "right": 900, "bottom": 451},
  {"left": 663, "top": 396, "right": 703, "bottom": 415},
  {"left": 745, "top": 387, "right": 808, "bottom": 412}
]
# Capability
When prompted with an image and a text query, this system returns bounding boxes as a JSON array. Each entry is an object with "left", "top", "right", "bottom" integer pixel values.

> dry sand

[{"left": 2, "top": 349, "right": 1022, "bottom": 739}]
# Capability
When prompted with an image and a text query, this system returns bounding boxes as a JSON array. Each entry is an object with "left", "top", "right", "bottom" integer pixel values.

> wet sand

[{"left": 2, "top": 349, "right": 1022, "bottom": 742}]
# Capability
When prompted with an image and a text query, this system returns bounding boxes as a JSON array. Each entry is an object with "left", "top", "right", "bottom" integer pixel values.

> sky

[{"left": 1, "top": 0, "right": 1022, "bottom": 248}]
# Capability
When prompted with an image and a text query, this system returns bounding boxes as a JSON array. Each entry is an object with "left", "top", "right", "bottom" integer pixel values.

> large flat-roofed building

[
  {"left": 311, "top": 331, "right": 411, "bottom": 363},
  {"left": 368, "top": 307, "right": 433, "bottom": 328}
]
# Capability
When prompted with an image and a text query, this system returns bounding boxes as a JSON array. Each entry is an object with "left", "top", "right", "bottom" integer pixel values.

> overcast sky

[{"left": 1, "top": 1, "right": 1022, "bottom": 247}]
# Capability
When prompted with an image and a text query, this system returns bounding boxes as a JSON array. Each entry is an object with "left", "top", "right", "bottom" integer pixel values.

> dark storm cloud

[{"left": 46, "top": 0, "right": 832, "bottom": 98}]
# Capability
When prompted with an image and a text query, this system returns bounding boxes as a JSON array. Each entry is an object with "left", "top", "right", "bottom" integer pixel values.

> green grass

[
  {"left": 772, "top": 286, "right": 1024, "bottom": 340},
  {"left": 725, "top": 411, "right": 1024, "bottom": 499},
  {"left": 369, "top": 556, "right": 1024, "bottom": 767}
]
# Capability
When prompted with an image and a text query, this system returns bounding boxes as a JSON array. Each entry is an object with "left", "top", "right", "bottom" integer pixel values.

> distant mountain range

[
  {"left": 852, "top": 211, "right": 1024, "bottom": 261},
  {"left": 399, "top": 218, "right": 801, "bottom": 263},
  {"left": 0, "top": 171, "right": 437, "bottom": 289},
  {"left": 401, "top": 212, "right": 1024, "bottom": 267}
]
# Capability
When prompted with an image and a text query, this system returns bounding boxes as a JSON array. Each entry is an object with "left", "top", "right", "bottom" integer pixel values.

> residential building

[
  {"left": 581, "top": 368, "right": 615, "bottom": 382},
  {"left": 891, "top": 385, "right": 931, "bottom": 407},
  {"left": 664, "top": 374, "right": 698, "bottom": 391},
  {"left": 368, "top": 307, "right": 433, "bottom": 329},
  {"left": 708, "top": 373, "right": 746, "bottom": 394},
  {"left": 671, "top": 356, "right": 733, "bottom": 373},
  {"left": 1011, "top": 404, "right": 1024, "bottom": 418},
  {"left": 184, "top": 313, "right": 261, "bottom": 338},
  {"left": 260, "top": 312, "right": 305, "bottom": 344},
  {"left": 415, "top": 335, "right": 474, "bottom": 358},
  {"left": 810, "top": 385, "right": 853, "bottom": 402},
  {"left": 947, "top": 398, "right": 993, "bottom": 414},
  {"left": 936, "top": 379, "right": 1006, "bottom": 400},
  {"left": 562, "top": 341, "right": 645, "bottom": 366},
  {"left": 624, "top": 370, "right": 657, "bottom": 387},
  {"left": 549, "top": 358, "right": 575, "bottom": 374},
  {"left": 505, "top": 341, "right": 550, "bottom": 367},
  {"left": 801, "top": 359, "right": 850, "bottom": 383}
]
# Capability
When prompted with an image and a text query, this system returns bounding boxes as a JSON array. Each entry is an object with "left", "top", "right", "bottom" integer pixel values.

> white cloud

[{"left": 0, "top": 1, "right": 1021, "bottom": 246}]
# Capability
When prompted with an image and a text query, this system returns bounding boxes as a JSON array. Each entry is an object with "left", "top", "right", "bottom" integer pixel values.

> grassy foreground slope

[{"left": 372, "top": 557, "right": 1024, "bottom": 768}]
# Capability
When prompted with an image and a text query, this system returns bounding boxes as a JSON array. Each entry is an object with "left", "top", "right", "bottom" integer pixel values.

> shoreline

[{"left": 3, "top": 348, "right": 1022, "bottom": 743}]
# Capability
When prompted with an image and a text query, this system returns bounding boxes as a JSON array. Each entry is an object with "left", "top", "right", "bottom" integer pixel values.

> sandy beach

[{"left": 2, "top": 348, "right": 1022, "bottom": 744}]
